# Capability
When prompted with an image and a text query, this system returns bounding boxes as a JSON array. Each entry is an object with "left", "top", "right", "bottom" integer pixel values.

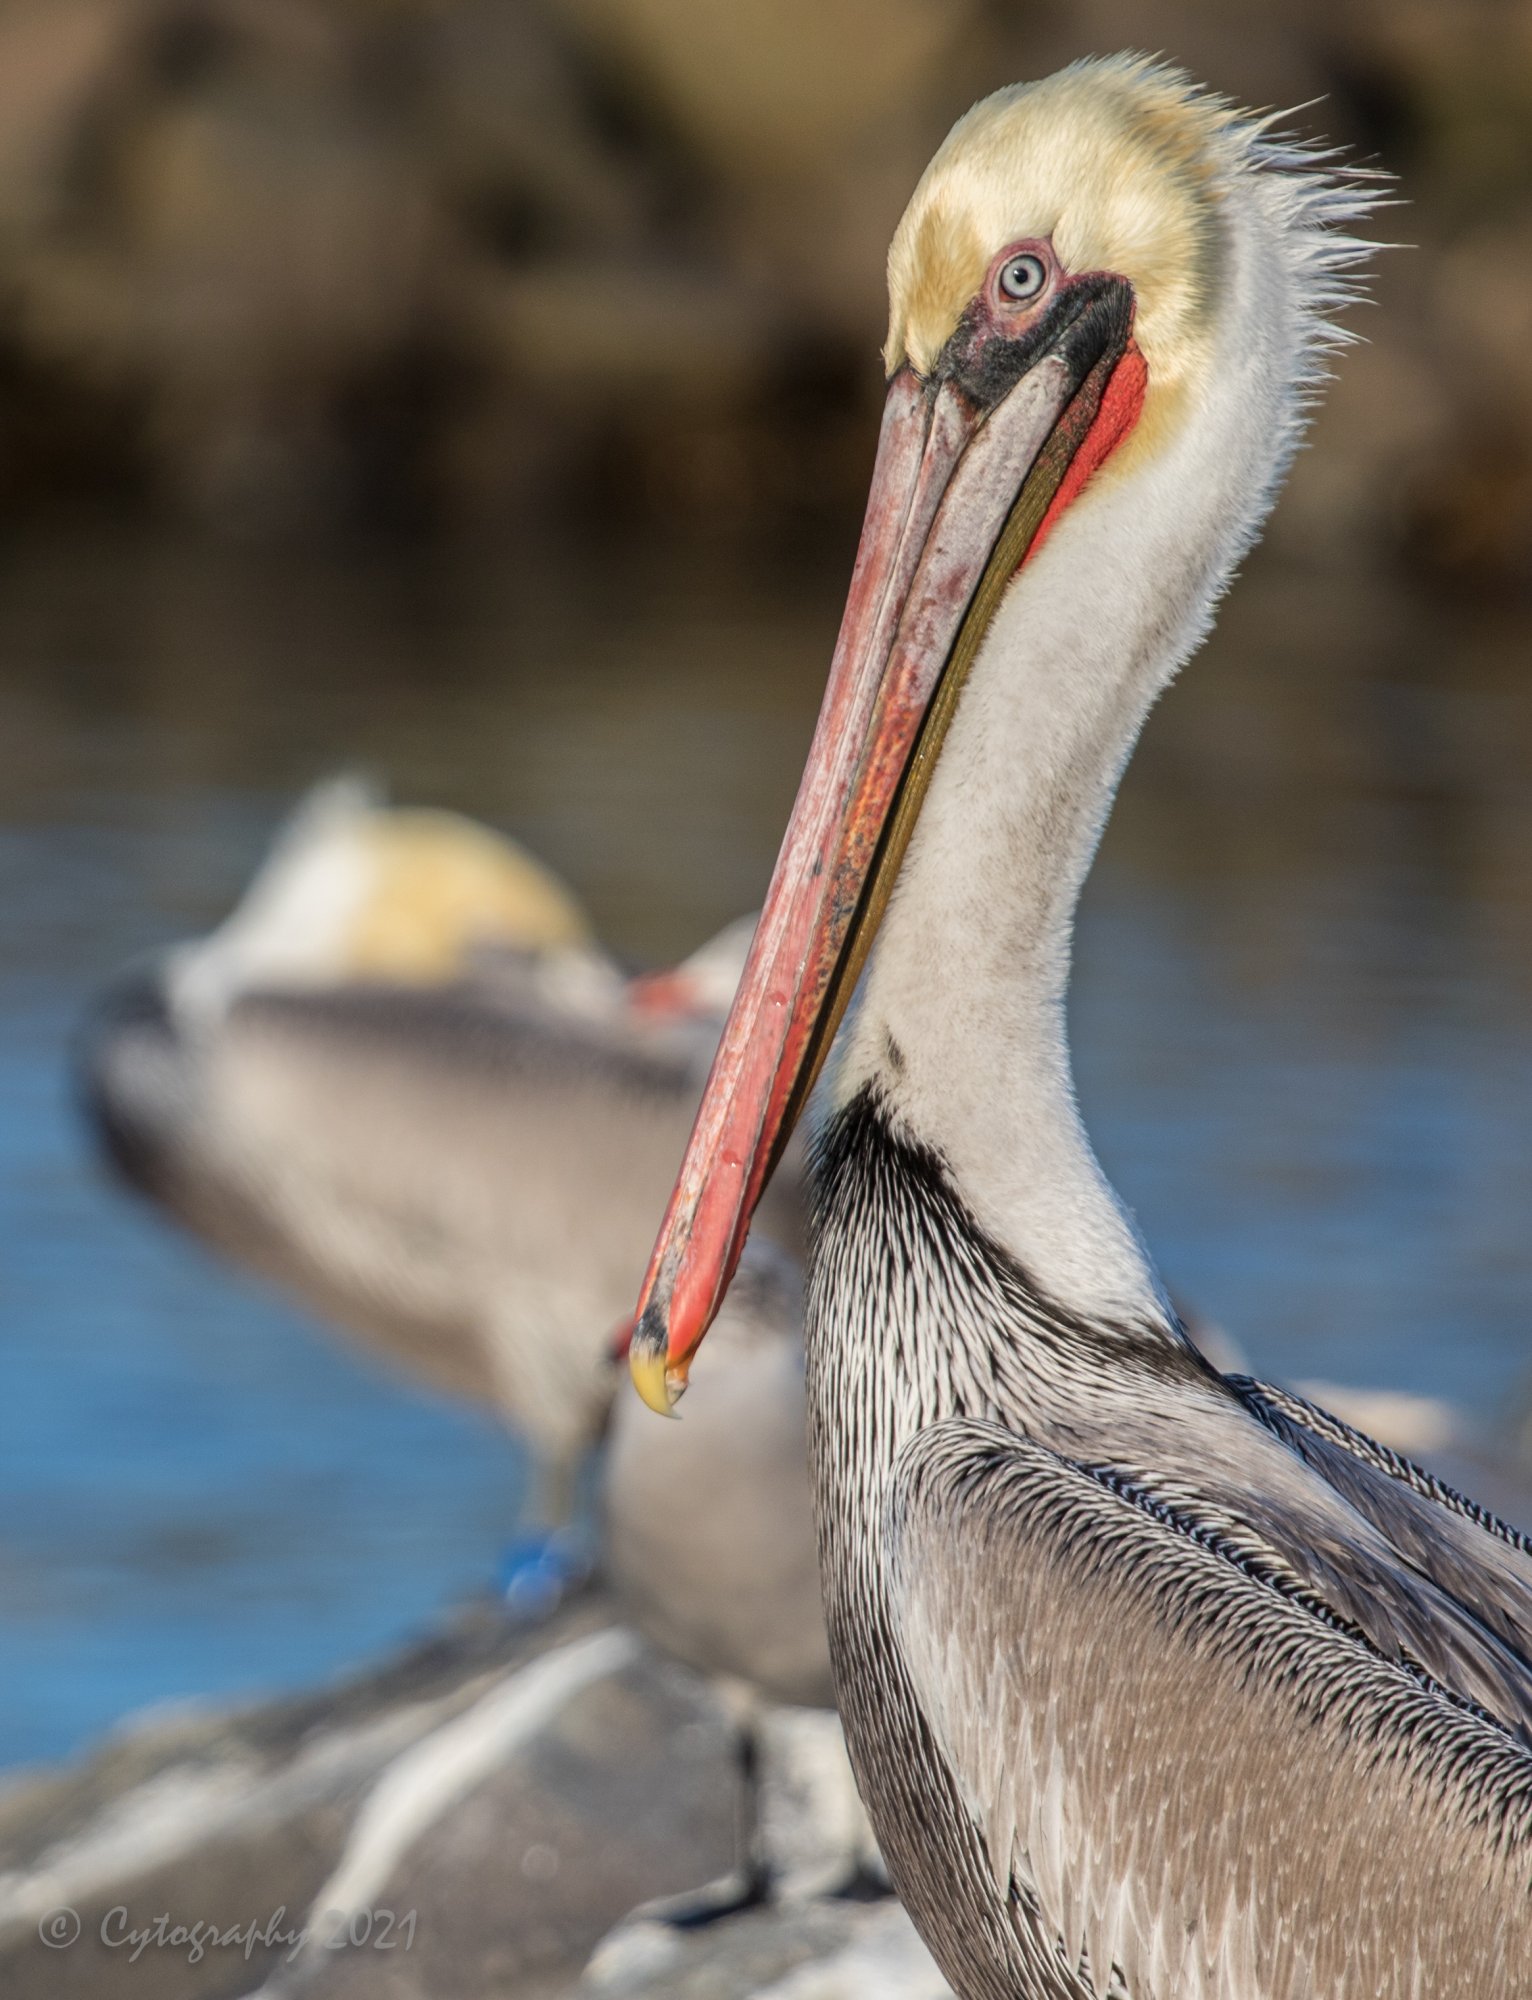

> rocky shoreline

[{"left": 0, "top": 1589, "right": 948, "bottom": 2000}]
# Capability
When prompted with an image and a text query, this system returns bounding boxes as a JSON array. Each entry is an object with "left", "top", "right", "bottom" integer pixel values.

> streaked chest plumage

[{"left": 804, "top": 1091, "right": 1181, "bottom": 1998}]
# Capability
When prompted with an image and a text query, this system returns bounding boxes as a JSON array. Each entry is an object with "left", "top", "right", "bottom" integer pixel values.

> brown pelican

[
  {"left": 79, "top": 782, "right": 799, "bottom": 1580},
  {"left": 629, "top": 56, "right": 1532, "bottom": 1996}
]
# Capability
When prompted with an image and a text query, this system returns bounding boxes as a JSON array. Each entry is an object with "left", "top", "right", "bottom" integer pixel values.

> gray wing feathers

[
  {"left": 1092, "top": 1454, "right": 1532, "bottom": 1745},
  {"left": 92, "top": 977, "right": 706, "bottom": 1445},
  {"left": 1235, "top": 1375, "right": 1532, "bottom": 1663},
  {"left": 1233, "top": 1377, "right": 1532, "bottom": 1552},
  {"left": 887, "top": 1419, "right": 1532, "bottom": 2000}
]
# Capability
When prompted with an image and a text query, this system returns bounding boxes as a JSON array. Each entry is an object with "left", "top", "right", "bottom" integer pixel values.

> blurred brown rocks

[{"left": 0, "top": 0, "right": 1526, "bottom": 579}]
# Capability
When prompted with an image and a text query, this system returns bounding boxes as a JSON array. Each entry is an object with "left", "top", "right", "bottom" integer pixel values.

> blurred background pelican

[
  {"left": 3, "top": 0, "right": 1532, "bottom": 1820},
  {"left": 77, "top": 777, "right": 810, "bottom": 1597}
]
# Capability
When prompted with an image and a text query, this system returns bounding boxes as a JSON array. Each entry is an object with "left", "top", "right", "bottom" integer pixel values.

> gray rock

[
  {"left": 0, "top": 1577, "right": 955, "bottom": 2000},
  {"left": 260, "top": 1629, "right": 739, "bottom": 2000},
  {"left": 0, "top": 1594, "right": 739, "bottom": 2000},
  {"left": 746, "top": 1708, "right": 876, "bottom": 1904},
  {"left": 581, "top": 1897, "right": 951, "bottom": 2000}
]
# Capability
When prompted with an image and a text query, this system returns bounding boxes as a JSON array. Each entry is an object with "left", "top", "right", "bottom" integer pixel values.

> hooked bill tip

[
  {"left": 628, "top": 1344, "right": 678, "bottom": 1416},
  {"left": 628, "top": 1299, "right": 689, "bottom": 1416}
]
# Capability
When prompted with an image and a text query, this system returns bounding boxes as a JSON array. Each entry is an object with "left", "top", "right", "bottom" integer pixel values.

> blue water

[
  {"left": 0, "top": 807, "right": 525, "bottom": 1769},
  {"left": 1, "top": 527, "right": 1529, "bottom": 1769}
]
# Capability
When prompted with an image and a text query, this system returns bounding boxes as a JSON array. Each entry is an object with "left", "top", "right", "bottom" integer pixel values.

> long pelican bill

[{"left": 630, "top": 276, "right": 1145, "bottom": 1412}]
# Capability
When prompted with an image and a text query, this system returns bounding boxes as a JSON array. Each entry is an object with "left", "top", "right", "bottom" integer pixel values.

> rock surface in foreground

[
  {"left": 584, "top": 1900, "right": 950, "bottom": 1999},
  {"left": 0, "top": 1589, "right": 951, "bottom": 1998},
  {"left": 0, "top": 1594, "right": 739, "bottom": 1999}
]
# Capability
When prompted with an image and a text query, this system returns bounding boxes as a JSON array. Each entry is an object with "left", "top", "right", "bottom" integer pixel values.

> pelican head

[
  {"left": 171, "top": 777, "right": 595, "bottom": 1018},
  {"left": 630, "top": 56, "right": 1373, "bottom": 1410}
]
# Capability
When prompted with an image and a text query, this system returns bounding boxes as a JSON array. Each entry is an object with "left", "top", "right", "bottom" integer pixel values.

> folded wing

[{"left": 887, "top": 1418, "right": 1532, "bottom": 2000}]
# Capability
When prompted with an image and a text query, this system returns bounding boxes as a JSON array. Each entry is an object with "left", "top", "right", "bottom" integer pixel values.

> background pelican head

[
  {"left": 170, "top": 777, "right": 599, "bottom": 1019},
  {"left": 632, "top": 54, "right": 1376, "bottom": 1407}
]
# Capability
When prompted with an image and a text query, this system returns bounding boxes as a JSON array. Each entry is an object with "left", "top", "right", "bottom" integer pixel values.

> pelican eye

[{"left": 997, "top": 253, "right": 1048, "bottom": 304}]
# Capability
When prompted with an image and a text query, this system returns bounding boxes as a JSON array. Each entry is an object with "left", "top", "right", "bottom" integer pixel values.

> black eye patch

[{"left": 936, "top": 274, "right": 1132, "bottom": 412}]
